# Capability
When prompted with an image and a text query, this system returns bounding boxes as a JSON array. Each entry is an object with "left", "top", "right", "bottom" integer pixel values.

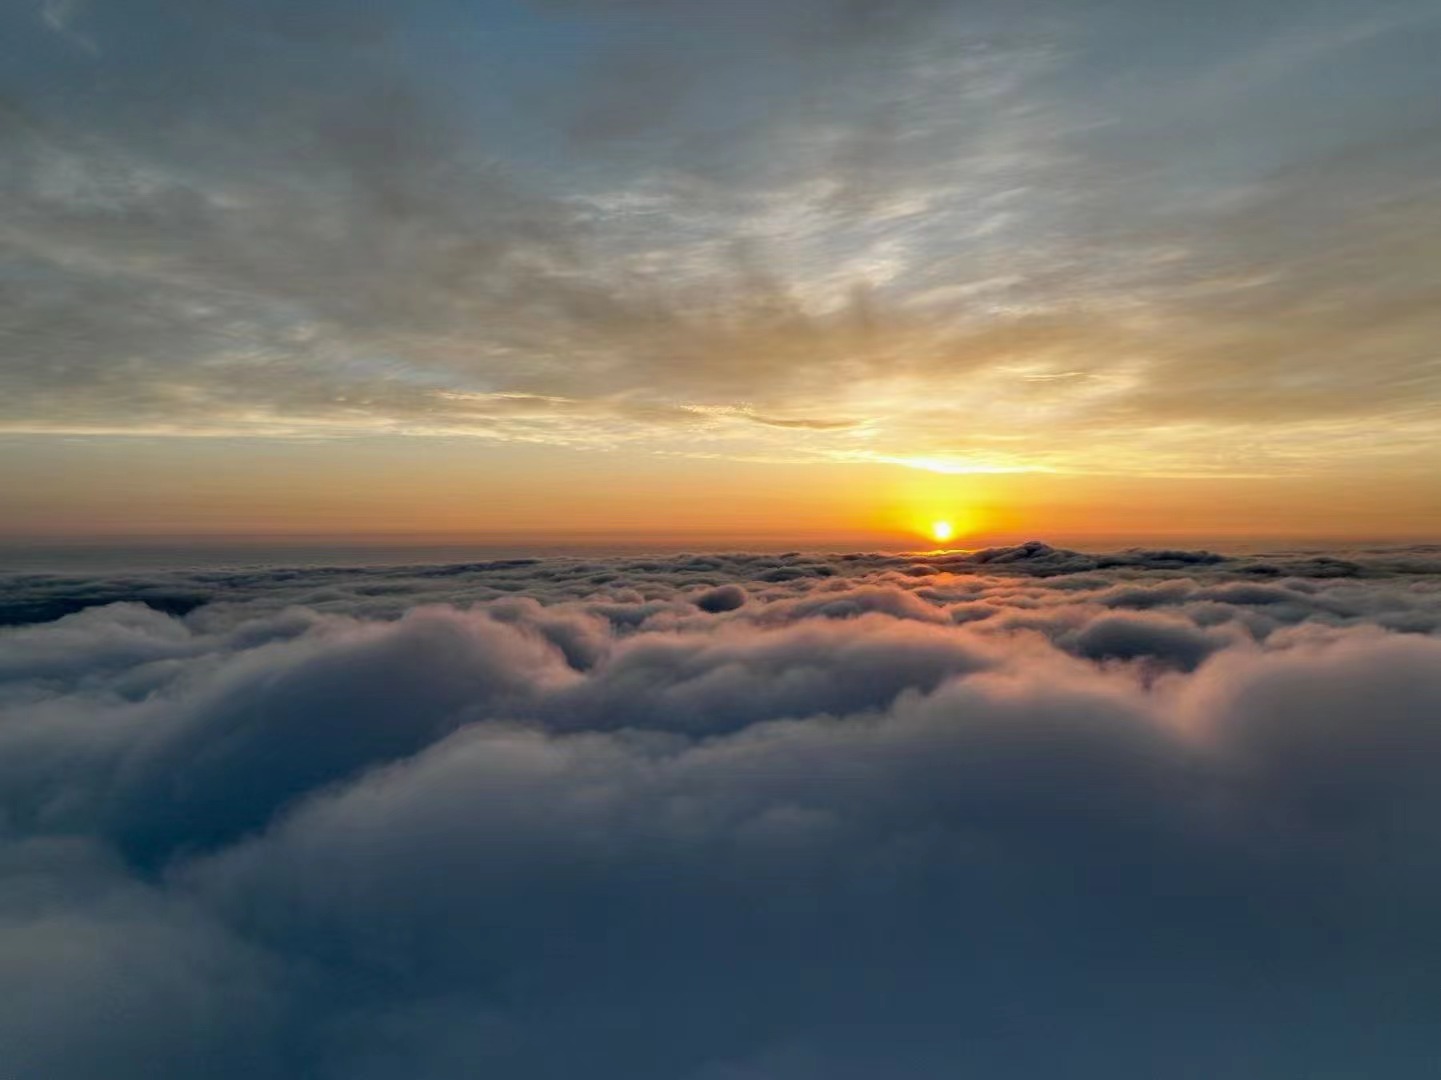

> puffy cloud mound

[{"left": 3, "top": 543, "right": 1441, "bottom": 1078}]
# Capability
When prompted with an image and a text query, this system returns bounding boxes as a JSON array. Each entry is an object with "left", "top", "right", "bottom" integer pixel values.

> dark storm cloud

[{"left": 3, "top": 545, "right": 1441, "bottom": 1076}]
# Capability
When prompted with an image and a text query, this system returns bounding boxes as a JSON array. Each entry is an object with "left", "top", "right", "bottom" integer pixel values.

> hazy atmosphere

[{"left": 2, "top": 1, "right": 1440, "bottom": 1078}]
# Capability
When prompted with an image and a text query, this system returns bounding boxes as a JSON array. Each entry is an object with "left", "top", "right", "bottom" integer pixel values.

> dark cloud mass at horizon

[{"left": 3, "top": 543, "right": 1441, "bottom": 1077}]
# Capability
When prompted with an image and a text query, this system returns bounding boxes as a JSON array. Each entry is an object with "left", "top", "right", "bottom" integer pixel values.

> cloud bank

[{"left": 4, "top": 543, "right": 1441, "bottom": 1077}]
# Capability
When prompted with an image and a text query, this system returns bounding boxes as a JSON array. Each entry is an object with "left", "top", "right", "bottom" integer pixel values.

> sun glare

[{"left": 930, "top": 520, "right": 955, "bottom": 545}]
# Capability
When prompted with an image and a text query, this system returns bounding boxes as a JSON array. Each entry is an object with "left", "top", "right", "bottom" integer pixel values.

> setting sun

[{"left": 930, "top": 520, "right": 955, "bottom": 544}]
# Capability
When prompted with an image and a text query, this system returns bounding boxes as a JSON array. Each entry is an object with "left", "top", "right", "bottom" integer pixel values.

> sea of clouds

[{"left": 4, "top": 541, "right": 1441, "bottom": 1078}]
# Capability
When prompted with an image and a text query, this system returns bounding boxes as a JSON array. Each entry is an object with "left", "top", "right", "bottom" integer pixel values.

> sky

[{"left": 2, "top": 0, "right": 1439, "bottom": 545}]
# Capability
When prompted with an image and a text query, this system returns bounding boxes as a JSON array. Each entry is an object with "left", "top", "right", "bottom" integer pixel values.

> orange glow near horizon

[
  {"left": 5, "top": 437, "right": 1440, "bottom": 548},
  {"left": 876, "top": 470, "right": 991, "bottom": 547}
]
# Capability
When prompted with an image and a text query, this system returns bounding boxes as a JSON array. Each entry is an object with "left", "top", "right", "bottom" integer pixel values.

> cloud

[
  {"left": 1066, "top": 609, "right": 1231, "bottom": 670},
  {"left": 2, "top": 0, "right": 1439, "bottom": 479},
  {"left": 695, "top": 583, "right": 748, "bottom": 612},
  {"left": 3, "top": 545, "right": 1441, "bottom": 1076}
]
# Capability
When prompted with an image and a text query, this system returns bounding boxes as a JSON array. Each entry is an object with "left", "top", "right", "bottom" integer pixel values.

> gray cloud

[
  {"left": 2, "top": 0, "right": 1439, "bottom": 476},
  {"left": 3, "top": 545, "right": 1441, "bottom": 1076}
]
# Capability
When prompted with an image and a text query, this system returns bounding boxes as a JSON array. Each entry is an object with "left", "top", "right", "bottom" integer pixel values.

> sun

[{"left": 929, "top": 520, "right": 955, "bottom": 545}]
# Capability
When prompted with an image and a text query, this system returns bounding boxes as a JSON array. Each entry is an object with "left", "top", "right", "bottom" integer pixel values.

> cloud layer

[
  {"left": 2, "top": 0, "right": 1440, "bottom": 477},
  {"left": 4, "top": 543, "right": 1441, "bottom": 1077}
]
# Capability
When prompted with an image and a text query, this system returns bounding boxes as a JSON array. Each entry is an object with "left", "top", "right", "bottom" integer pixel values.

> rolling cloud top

[{"left": 3, "top": 544, "right": 1441, "bottom": 1076}]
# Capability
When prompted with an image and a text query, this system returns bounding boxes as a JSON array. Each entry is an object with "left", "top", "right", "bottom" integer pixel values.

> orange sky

[{"left": 6, "top": 436, "right": 1436, "bottom": 548}]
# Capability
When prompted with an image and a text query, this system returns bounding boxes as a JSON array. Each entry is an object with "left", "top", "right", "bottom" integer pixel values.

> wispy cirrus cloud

[{"left": 2, "top": 0, "right": 1439, "bottom": 480}]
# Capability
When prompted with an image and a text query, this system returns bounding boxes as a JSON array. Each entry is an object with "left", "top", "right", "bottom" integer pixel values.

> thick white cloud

[{"left": 2, "top": 543, "right": 1441, "bottom": 1077}]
